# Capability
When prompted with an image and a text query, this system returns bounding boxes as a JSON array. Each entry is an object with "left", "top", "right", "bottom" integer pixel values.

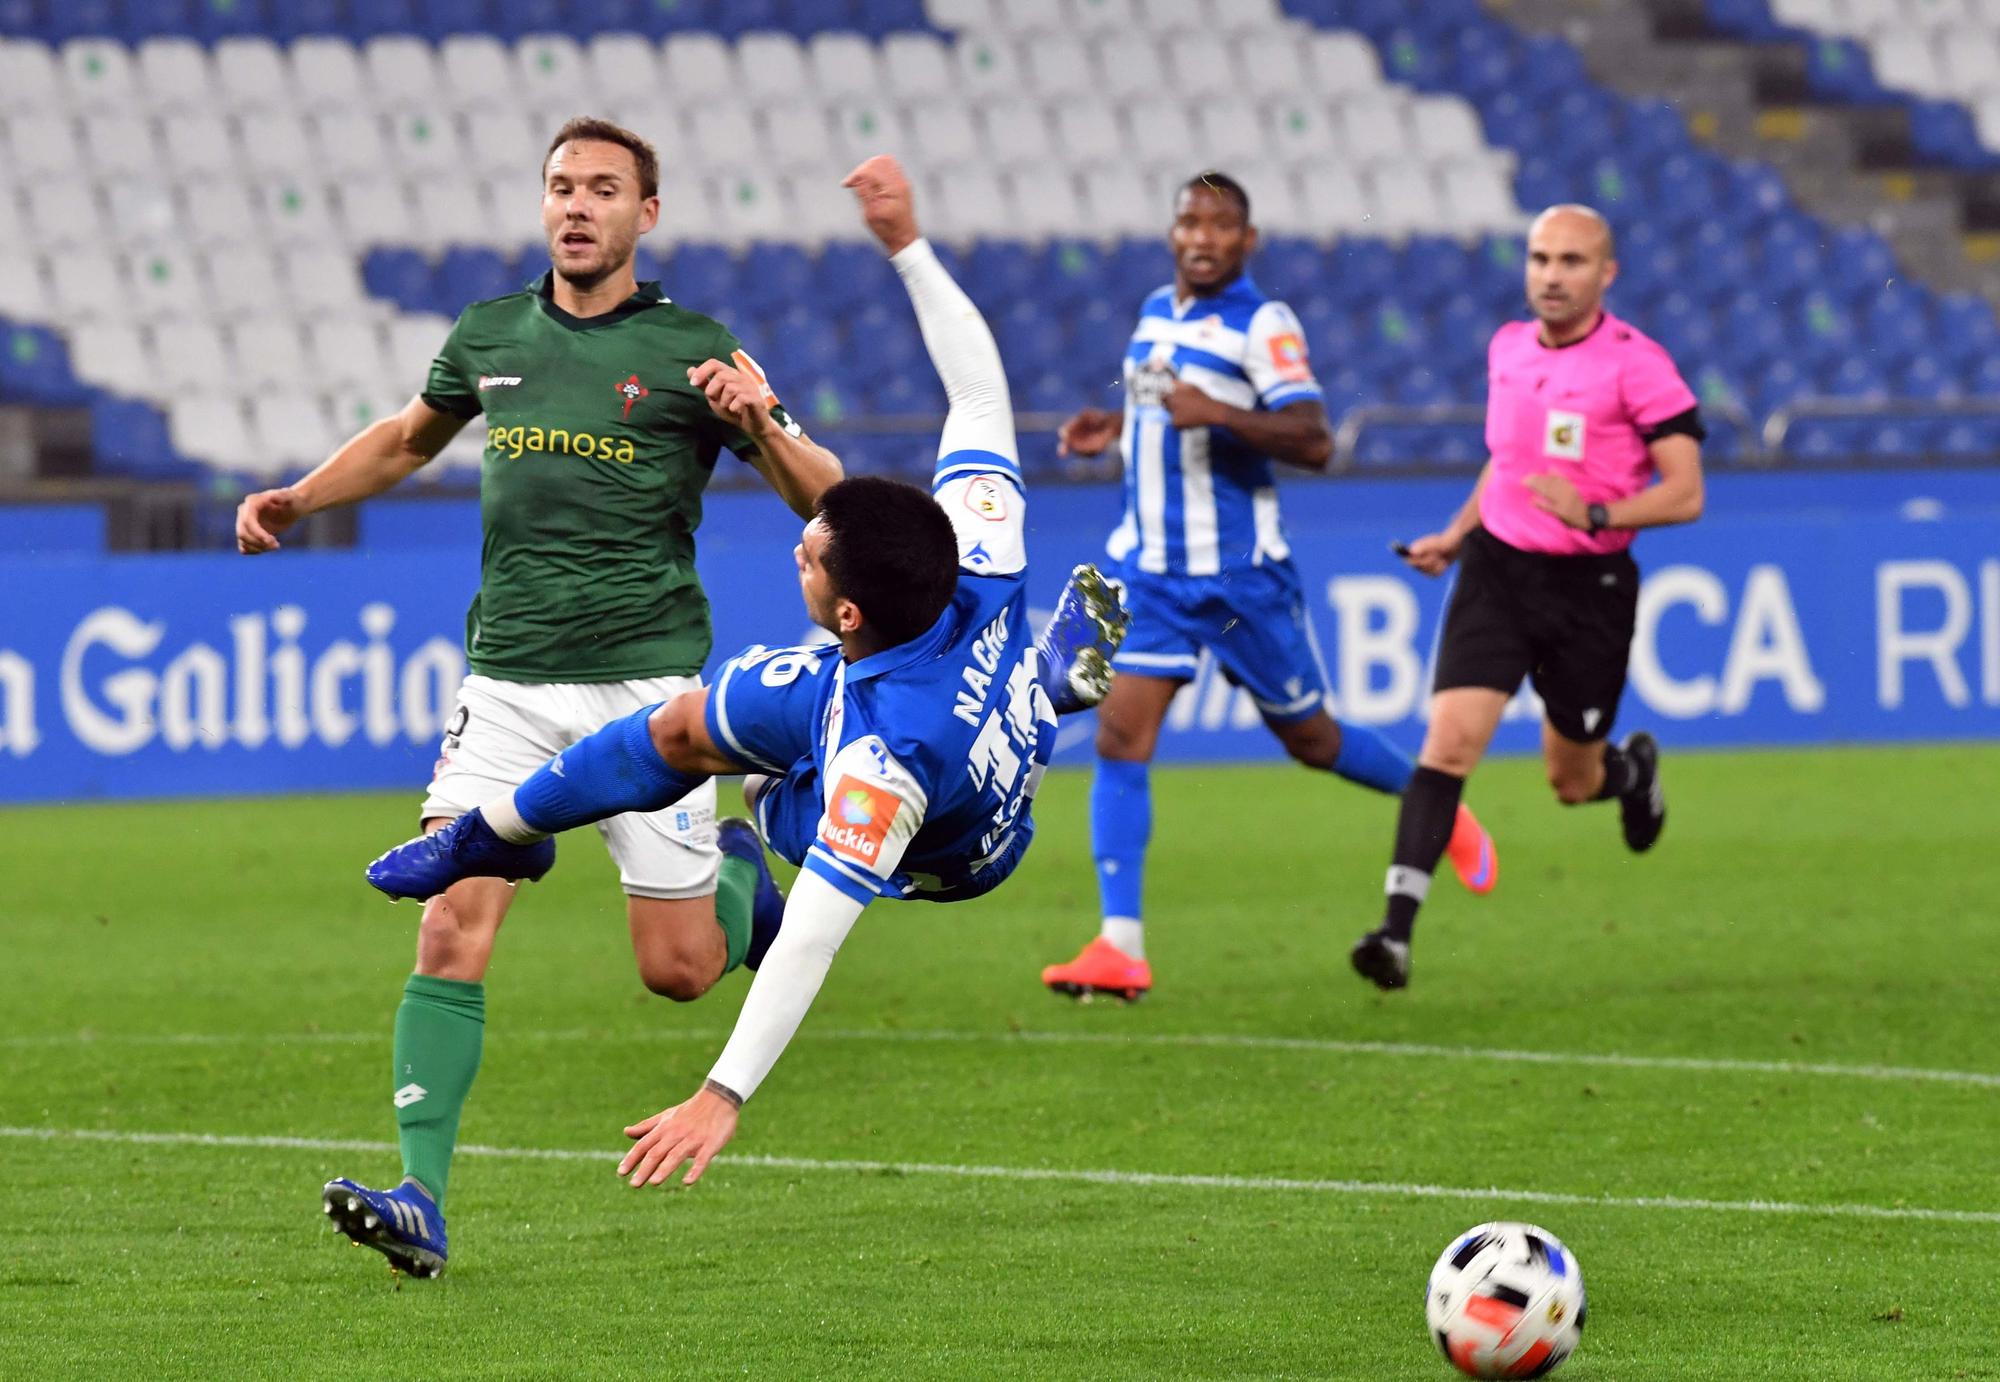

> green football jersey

[{"left": 422, "top": 273, "right": 797, "bottom": 683}]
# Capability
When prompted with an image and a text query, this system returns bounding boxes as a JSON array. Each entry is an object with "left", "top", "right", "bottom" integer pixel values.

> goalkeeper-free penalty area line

[
  {"left": 3, "top": 1125, "right": 1996, "bottom": 1226},
  {"left": 8, "top": 1025, "right": 2000, "bottom": 1090}
]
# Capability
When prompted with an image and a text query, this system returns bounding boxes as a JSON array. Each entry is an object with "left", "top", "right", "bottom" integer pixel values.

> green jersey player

[{"left": 234, "top": 118, "right": 842, "bottom": 1265}]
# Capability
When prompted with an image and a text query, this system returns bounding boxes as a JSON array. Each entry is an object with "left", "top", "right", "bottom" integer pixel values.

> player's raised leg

[{"left": 1036, "top": 563, "right": 1132, "bottom": 714}]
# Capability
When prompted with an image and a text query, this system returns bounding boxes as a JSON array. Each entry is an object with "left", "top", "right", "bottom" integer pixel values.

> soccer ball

[{"left": 1425, "top": 1221, "right": 1586, "bottom": 1378}]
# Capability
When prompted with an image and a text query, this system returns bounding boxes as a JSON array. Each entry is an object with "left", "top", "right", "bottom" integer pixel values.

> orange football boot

[
  {"left": 1041, "top": 936, "right": 1152, "bottom": 1002},
  {"left": 1444, "top": 802, "right": 1498, "bottom": 895}
]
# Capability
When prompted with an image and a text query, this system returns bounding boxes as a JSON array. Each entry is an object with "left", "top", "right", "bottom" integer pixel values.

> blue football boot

[
  {"left": 1035, "top": 563, "right": 1131, "bottom": 715},
  {"left": 365, "top": 807, "right": 556, "bottom": 901},
  {"left": 718, "top": 817, "right": 786, "bottom": 970},
  {"left": 322, "top": 1177, "right": 447, "bottom": 1278}
]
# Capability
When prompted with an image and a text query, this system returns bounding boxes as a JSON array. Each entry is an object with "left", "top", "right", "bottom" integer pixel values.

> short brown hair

[{"left": 543, "top": 117, "right": 659, "bottom": 200}]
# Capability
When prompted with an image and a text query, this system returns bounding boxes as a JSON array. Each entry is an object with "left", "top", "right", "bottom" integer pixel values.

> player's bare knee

[
  {"left": 1548, "top": 764, "right": 1597, "bottom": 805},
  {"left": 647, "top": 694, "right": 702, "bottom": 767},
  {"left": 1276, "top": 716, "right": 1338, "bottom": 770},
  {"left": 1095, "top": 717, "right": 1155, "bottom": 762},
  {"left": 636, "top": 952, "right": 715, "bottom": 1002}
]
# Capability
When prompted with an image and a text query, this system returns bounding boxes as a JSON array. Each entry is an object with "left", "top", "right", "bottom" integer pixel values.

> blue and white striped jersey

[{"left": 1105, "top": 273, "right": 1323, "bottom": 577}]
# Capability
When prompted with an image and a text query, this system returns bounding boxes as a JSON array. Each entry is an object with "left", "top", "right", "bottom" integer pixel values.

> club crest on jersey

[
  {"left": 963, "top": 476, "right": 1009, "bottom": 523},
  {"left": 821, "top": 774, "right": 899, "bottom": 867},
  {"left": 1544, "top": 408, "right": 1585, "bottom": 461},
  {"left": 616, "top": 373, "right": 649, "bottom": 420}
]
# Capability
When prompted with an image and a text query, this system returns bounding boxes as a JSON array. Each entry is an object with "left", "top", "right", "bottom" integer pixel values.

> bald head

[{"left": 1525, "top": 204, "right": 1618, "bottom": 343}]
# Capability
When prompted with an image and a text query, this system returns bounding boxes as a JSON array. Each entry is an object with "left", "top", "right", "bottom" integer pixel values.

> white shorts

[{"left": 420, "top": 674, "right": 720, "bottom": 901}]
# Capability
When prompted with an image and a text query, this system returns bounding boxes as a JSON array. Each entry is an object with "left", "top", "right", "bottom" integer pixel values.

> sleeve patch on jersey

[
  {"left": 1267, "top": 331, "right": 1312, "bottom": 382},
  {"left": 731, "top": 348, "right": 781, "bottom": 407},
  {"left": 820, "top": 774, "right": 902, "bottom": 869},
  {"left": 963, "top": 475, "right": 1010, "bottom": 523}
]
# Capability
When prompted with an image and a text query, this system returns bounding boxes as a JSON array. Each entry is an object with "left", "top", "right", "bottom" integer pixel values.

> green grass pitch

[{"left": 4, "top": 745, "right": 1997, "bottom": 1379}]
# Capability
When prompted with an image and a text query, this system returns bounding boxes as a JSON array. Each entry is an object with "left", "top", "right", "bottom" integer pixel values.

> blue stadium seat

[
  {"left": 794, "top": 376, "right": 859, "bottom": 428},
  {"left": 811, "top": 243, "right": 891, "bottom": 316},
  {"left": 1803, "top": 37, "right": 1882, "bottom": 104},
  {"left": 1937, "top": 419, "right": 2000, "bottom": 458},
  {"left": 1826, "top": 229, "right": 1896, "bottom": 302},
  {"left": 962, "top": 240, "right": 1038, "bottom": 310},
  {"left": 1750, "top": 356, "right": 1808, "bottom": 417},
  {"left": 1786, "top": 416, "right": 1862, "bottom": 461},
  {"left": 1908, "top": 101, "right": 2000, "bottom": 171},
  {"left": 1894, "top": 355, "right": 1956, "bottom": 401},
  {"left": 1821, "top": 356, "right": 1887, "bottom": 400},
  {"left": 1319, "top": 366, "right": 1370, "bottom": 416},
  {"left": 1970, "top": 357, "right": 2000, "bottom": 397},
  {"left": 362, "top": 247, "right": 438, "bottom": 315},
  {"left": 494, "top": 0, "right": 569, "bottom": 37},
  {"left": 849, "top": 302, "right": 923, "bottom": 377},
  {"left": 1108, "top": 240, "right": 1169, "bottom": 302},
  {"left": 0, "top": 0, "right": 42, "bottom": 38},
  {"left": 1389, "top": 367, "right": 1453, "bottom": 408},
  {"left": 994, "top": 300, "right": 1065, "bottom": 373},
  {"left": 0, "top": 324, "right": 89, "bottom": 406},
  {"left": 91, "top": 397, "right": 190, "bottom": 479},
  {"left": 1041, "top": 240, "right": 1107, "bottom": 313},
  {"left": 46, "top": 0, "right": 116, "bottom": 40},
  {"left": 1868, "top": 418, "right": 1938, "bottom": 460},
  {"left": 757, "top": 304, "right": 843, "bottom": 380},
  {"left": 1020, "top": 372, "right": 1078, "bottom": 415},
  {"left": 195, "top": 0, "right": 269, "bottom": 41},
  {"left": 735, "top": 243, "right": 815, "bottom": 319},
  {"left": 709, "top": 0, "right": 780, "bottom": 39},
  {"left": 567, "top": 0, "right": 639, "bottom": 31},
  {"left": 662, "top": 244, "right": 738, "bottom": 317},
  {"left": 865, "top": 371, "right": 944, "bottom": 417},
  {"left": 416, "top": 0, "right": 492, "bottom": 38},
  {"left": 436, "top": 247, "right": 516, "bottom": 312},
  {"left": 852, "top": 0, "right": 926, "bottom": 36},
  {"left": 1070, "top": 300, "right": 1134, "bottom": 373},
  {"left": 120, "top": 0, "right": 194, "bottom": 41},
  {"left": 1396, "top": 237, "right": 1468, "bottom": 307},
  {"left": 271, "top": 0, "right": 344, "bottom": 39},
  {"left": 1327, "top": 240, "right": 1396, "bottom": 309}
]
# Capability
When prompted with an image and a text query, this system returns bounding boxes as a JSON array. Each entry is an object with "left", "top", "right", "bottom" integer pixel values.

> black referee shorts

[{"left": 1432, "top": 526, "right": 1640, "bottom": 744}]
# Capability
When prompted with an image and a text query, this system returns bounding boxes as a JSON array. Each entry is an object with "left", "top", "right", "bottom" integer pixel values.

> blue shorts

[
  {"left": 1108, "top": 558, "right": 1330, "bottom": 723},
  {"left": 702, "top": 640, "right": 842, "bottom": 774}
]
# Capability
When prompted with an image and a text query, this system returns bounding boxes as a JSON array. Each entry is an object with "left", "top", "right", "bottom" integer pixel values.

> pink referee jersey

[{"left": 1479, "top": 310, "right": 1697, "bottom": 556}]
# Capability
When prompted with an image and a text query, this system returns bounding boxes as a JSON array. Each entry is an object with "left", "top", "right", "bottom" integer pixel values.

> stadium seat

[
  {"left": 136, "top": 37, "right": 212, "bottom": 112},
  {"left": 879, "top": 31, "right": 952, "bottom": 100},
  {"left": 953, "top": 31, "right": 1024, "bottom": 98},
  {"left": 89, "top": 395, "right": 185, "bottom": 477},
  {"left": 907, "top": 98, "right": 982, "bottom": 170}
]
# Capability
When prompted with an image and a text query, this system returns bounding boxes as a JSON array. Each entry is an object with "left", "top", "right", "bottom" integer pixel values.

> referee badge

[{"left": 1544, "top": 408, "right": 1585, "bottom": 461}]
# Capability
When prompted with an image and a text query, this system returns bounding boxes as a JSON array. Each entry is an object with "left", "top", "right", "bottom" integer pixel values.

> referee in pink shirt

[{"left": 1351, "top": 204, "right": 1706, "bottom": 990}]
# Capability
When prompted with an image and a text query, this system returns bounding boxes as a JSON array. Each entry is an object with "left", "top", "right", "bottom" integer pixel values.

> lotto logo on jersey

[
  {"left": 1545, "top": 408, "right": 1586, "bottom": 461},
  {"left": 820, "top": 774, "right": 900, "bottom": 866},
  {"left": 1267, "top": 332, "right": 1311, "bottom": 382}
]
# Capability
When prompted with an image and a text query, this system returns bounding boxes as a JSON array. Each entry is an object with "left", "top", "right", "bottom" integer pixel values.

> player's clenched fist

[
  {"left": 689, "top": 357, "right": 777, "bottom": 438},
  {"left": 842, "top": 155, "right": 918, "bottom": 257},
  {"left": 236, "top": 486, "right": 305, "bottom": 554},
  {"left": 1399, "top": 531, "right": 1460, "bottom": 576},
  {"left": 1058, "top": 407, "right": 1120, "bottom": 458}
]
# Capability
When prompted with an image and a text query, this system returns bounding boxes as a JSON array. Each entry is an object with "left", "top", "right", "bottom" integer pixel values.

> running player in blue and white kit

[
  {"left": 1040, "top": 172, "right": 1498, "bottom": 1003},
  {"left": 360, "top": 156, "right": 1120, "bottom": 1206}
]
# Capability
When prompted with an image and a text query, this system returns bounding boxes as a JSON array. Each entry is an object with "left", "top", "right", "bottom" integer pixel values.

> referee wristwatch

[{"left": 1585, "top": 502, "right": 1611, "bottom": 534}]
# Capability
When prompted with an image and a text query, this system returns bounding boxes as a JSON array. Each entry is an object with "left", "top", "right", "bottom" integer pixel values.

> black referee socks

[
  {"left": 1382, "top": 765, "right": 1465, "bottom": 942},
  {"left": 1593, "top": 742, "right": 1639, "bottom": 801}
]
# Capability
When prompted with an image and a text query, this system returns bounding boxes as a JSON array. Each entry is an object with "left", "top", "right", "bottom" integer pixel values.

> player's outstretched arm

[
  {"left": 688, "top": 356, "right": 843, "bottom": 519},
  {"left": 236, "top": 396, "right": 464, "bottom": 553}
]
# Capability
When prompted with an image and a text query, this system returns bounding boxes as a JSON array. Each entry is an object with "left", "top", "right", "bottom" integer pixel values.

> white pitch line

[
  {"left": 2, "top": 1125, "right": 1995, "bottom": 1226},
  {"left": 8, "top": 1024, "right": 2000, "bottom": 1091}
]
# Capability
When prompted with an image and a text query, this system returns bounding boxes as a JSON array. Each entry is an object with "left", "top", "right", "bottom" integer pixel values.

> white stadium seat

[
  {"left": 101, "top": 178, "right": 184, "bottom": 250},
  {"left": 881, "top": 33, "right": 954, "bottom": 101},
  {"left": 256, "top": 175, "right": 344, "bottom": 249},
  {"left": 478, "top": 174, "right": 545, "bottom": 252},
  {"left": 906, "top": 99, "right": 983, "bottom": 170},
  {"left": 1126, "top": 98, "right": 1199, "bottom": 176},
  {"left": 1197, "top": 100, "right": 1269, "bottom": 168},
  {"left": 282, "top": 247, "right": 371, "bottom": 316},
  {"left": 662, "top": 34, "right": 739, "bottom": 105},
  {"left": 1296, "top": 161, "right": 1371, "bottom": 236},
  {"left": 313, "top": 112, "right": 393, "bottom": 182},
  {"left": 1092, "top": 35, "right": 1169, "bottom": 103},
  {"left": 1246, "top": 167, "right": 1313, "bottom": 236},
  {"left": 994, "top": 0, "right": 1067, "bottom": 34},
  {"left": 1009, "top": 166, "right": 1084, "bottom": 239},
  {"left": 1053, "top": 101, "right": 1128, "bottom": 170},
  {"left": 981, "top": 98, "right": 1059, "bottom": 172},
  {"left": 202, "top": 246, "right": 288, "bottom": 323},
  {"left": 1439, "top": 156, "right": 1523, "bottom": 235},
  {"left": 239, "top": 111, "right": 315, "bottom": 179},
  {"left": 307, "top": 319, "right": 390, "bottom": 388},
  {"left": 584, "top": 34, "right": 662, "bottom": 110},
  {"left": 384, "top": 109, "right": 469, "bottom": 179},
  {"left": 388, "top": 314, "right": 455, "bottom": 388},
  {"left": 48, "top": 249, "right": 126, "bottom": 322},
  {"left": 677, "top": 105, "right": 758, "bottom": 173},
  {"left": 736, "top": 32, "right": 812, "bottom": 105},
  {"left": 438, "top": 35, "right": 514, "bottom": 113},
  {"left": 1069, "top": 0, "right": 1138, "bottom": 36},
  {"left": 1162, "top": 31, "right": 1241, "bottom": 101},
  {"left": 214, "top": 38, "right": 291, "bottom": 113},
  {"left": 178, "top": 179, "right": 261, "bottom": 252},
  {"left": 324, "top": 385, "right": 406, "bottom": 442},
  {"left": 1339, "top": 94, "right": 1414, "bottom": 167},
  {"left": 1079, "top": 165, "right": 1155, "bottom": 237},
  {"left": 1770, "top": 0, "right": 1845, "bottom": 31},
  {"left": 231, "top": 320, "right": 313, "bottom": 392},
  {"left": 0, "top": 41, "right": 63, "bottom": 116},
  {"left": 248, "top": 391, "right": 339, "bottom": 474},
  {"left": 336, "top": 179, "right": 418, "bottom": 247},
  {"left": 831, "top": 98, "right": 911, "bottom": 165},
  {"left": 711, "top": 169, "right": 792, "bottom": 244},
  {"left": 1306, "top": 31, "right": 1383, "bottom": 94},
  {"left": 785, "top": 171, "right": 866, "bottom": 246},
  {"left": 807, "top": 32, "right": 881, "bottom": 101},
  {"left": 1138, "top": 0, "right": 1214, "bottom": 33},
  {"left": 1211, "top": 0, "right": 1284, "bottom": 32},
  {"left": 5, "top": 112, "right": 87, "bottom": 180},
  {"left": 953, "top": 32, "right": 1027, "bottom": 99},
  {"left": 1020, "top": 36, "right": 1092, "bottom": 95},
  {"left": 68, "top": 323, "right": 152, "bottom": 394},
  {"left": 0, "top": 253, "right": 49, "bottom": 319},
  {"left": 930, "top": 165, "right": 1012, "bottom": 240},
  {"left": 1869, "top": 30, "right": 1944, "bottom": 96},
  {"left": 290, "top": 36, "right": 366, "bottom": 115},
  {"left": 759, "top": 103, "right": 839, "bottom": 178},
  {"left": 1411, "top": 96, "right": 1486, "bottom": 163},
  {"left": 125, "top": 244, "right": 206, "bottom": 325},
  {"left": 1935, "top": 24, "right": 2000, "bottom": 97},
  {"left": 59, "top": 39, "right": 140, "bottom": 113},
  {"left": 511, "top": 34, "right": 588, "bottom": 110},
  {"left": 1977, "top": 92, "right": 2000, "bottom": 150},
  {"left": 363, "top": 37, "right": 441, "bottom": 110},
  {"left": 925, "top": 0, "right": 993, "bottom": 29},
  {"left": 1235, "top": 32, "right": 1309, "bottom": 95},
  {"left": 81, "top": 111, "right": 159, "bottom": 180},
  {"left": 406, "top": 180, "right": 491, "bottom": 254},
  {"left": 152, "top": 320, "right": 234, "bottom": 393},
  {"left": 159, "top": 111, "right": 236, "bottom": 178},
  {"left": 652, "top": 169, "right": 716, "bottom": 241},
  {"left": 171, "top": 397, "right": 260, "bottom": 470},
  {"left": 137, "top": 38, "right": 214, "bottom": 114},
  {"left": 463, "top": 108, "right": 544, "bottom": 184},
  {"left": 1364, "top": 162, "right": 1445, "bottom": 238}
]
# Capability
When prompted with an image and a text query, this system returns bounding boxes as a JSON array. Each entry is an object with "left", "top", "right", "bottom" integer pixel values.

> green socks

[
  {"left": 392, "top": 974, "right": 485, "bottom": 1209},
  {"left": 715, "top": 854, "right": 757, "bottom": 973}
]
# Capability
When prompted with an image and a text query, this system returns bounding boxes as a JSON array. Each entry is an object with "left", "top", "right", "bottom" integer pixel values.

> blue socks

[
  {"left": 511, "top": 703, "right": 706, "bottom": 836},
  {"left": 1091, "top": 757, "right": 1150, "bottom": 925},
  {"left": 1329, "top": 722, "right": 1415, "bottom": 796}
]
